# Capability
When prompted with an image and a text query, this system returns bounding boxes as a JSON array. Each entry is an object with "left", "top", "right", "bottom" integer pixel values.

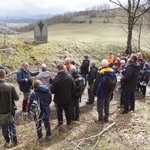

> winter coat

[
  {"left": 34, "top": 85, "right": 52, "bottom": 119},
  {"left": 51, "top": 71, "right": 75, "bottom": 104},
  {"left": 88, "top": 66, "right": 98, "bottom": 84},
  {"left": 36, "top": 71, "right": 52, "bottom": 88},
  {"left": 0, "top": 80, "right": 19, "bottom": 114},
  {"left": 17, "top": 67, "right": 39, "bottom": 92},
  {"left": 94, "top": 67, "right": 114, "bottom": 99},
  {"left": 71, "top": 72, "right": 82, "bottom": 97},
  {"left": 80, "top": 58, "right": 90, "bottom": 75},
  {"left": 64, "top": 63, "right": 72, "bottom": 72},
  {"left": 140, "top": 68, "right": 150, "bottom": 84},
  {"left": 121, "top": 62, "right": 139, "bottom": 92}
]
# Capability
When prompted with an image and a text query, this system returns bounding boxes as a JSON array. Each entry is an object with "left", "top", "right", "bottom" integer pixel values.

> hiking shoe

[
  {"left": 11, "top": 142, "right": 18, "bottom": 147},
  {"left": 86, "top": 101, "right": 93, "bottom": 104},
  {"left": 67, "top": 125, "right": 72, "bottom": 130},
  {"left": 55, "top": 124, "right": 63, "bottom": 129},
  {"left": 3, "top": 143, "right": 11, "bottom": 148},
  {"left": 45, "top": 136, "right": 52, "bottom": 140},
  {"left": 95, "top": 120, "right": 104, "bottom": 125},
  {"left": 38, "top": 137, "right": 45, "bottom": 142},
  {"left": 121, "top": 111, "right": 128, "bottom": 114}
]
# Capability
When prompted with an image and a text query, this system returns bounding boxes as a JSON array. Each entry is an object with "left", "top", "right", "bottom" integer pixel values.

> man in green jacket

[{"left": 0, "top": 69, "right": 19, "bottom": 148}]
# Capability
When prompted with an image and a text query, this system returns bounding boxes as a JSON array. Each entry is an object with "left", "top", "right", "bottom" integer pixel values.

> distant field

[{"left": 0, "top": 21, "right": 150, "bottom": 71}]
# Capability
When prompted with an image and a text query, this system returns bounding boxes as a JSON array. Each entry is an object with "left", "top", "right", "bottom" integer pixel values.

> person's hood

[
  {"left": 129, "top": 62, "right": 139, "bottom": 69},
  {"left": 39, "top": 71, "right": 50, "bottom": 78},
  {"left": 34, "top": 85, "right": 49, "bottom": 93},
  {"left": 57, "top": 71, "right": 71, "bottom": 82},
  {"left": 99, "top": 67, "right": 114, "bottom": 74}
]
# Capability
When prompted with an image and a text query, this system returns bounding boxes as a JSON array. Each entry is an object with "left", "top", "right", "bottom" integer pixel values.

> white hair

[
  {"left": 101, "top": 59, "right": 108, "bottom": 67},
  {"left": 41, "top": 64, "right": 47, "bottom": 69},
  {"left": 120, "top": 60, "right": 125, "bottom": 64},
  {"left": 69, "top": 65, "right": 76, "bottom": 73},
  {"left": 65, "top": 58, "right": 70, "bottom": 63}
]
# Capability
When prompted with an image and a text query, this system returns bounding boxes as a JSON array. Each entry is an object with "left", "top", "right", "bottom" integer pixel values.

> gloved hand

[{"left": 27, "top": 78, "right": 33, "bottom": 85}]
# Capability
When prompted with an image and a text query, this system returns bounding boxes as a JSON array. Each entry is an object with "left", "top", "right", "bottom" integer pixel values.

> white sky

[{"left": 0, "top": 0, "right": 127, "bottom": 17}]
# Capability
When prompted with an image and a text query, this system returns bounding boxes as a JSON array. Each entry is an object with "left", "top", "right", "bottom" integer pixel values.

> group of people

[{"left": 0, "top": 51, "right": 149, "bottom": 147}]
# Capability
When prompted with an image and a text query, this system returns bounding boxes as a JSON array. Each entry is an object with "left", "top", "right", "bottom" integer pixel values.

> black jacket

[
  {"left": 88, "top": 66, "right": 98, "bottom": 84},
  {"left": 51, "top": 71, "right": 75, "bottom": 104},
  {"left": 121, "top": 62, "right": 139, "bottom": 92},
  {"left": 80, "top": 58, "right": 90, "bottom": 75},
  {"left": 0, "top": 80, "right": 19, "bottom": 114}
]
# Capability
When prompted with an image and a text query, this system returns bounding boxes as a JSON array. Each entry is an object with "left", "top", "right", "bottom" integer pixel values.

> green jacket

[{"left": 0, "top": 80, "right": 19, "bottom": 114}]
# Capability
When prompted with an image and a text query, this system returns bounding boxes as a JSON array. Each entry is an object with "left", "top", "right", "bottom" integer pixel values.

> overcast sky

[{"left": 0, "top": 0, "right": 126, "bottom": 17}]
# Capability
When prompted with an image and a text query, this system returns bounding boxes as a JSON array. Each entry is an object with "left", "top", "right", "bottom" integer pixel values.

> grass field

[{"left": 0, "top": 20, "right": 150, "bottom": 71}]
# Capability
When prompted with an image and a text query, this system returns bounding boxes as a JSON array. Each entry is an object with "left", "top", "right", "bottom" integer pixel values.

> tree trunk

[{"left": 126, "top": 12, "right": 133, "bottom": 54}]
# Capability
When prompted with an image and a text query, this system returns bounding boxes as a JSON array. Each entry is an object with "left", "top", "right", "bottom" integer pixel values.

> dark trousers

[
  {"left": 56, "top": 103, "right": 71, "bottom": 125},
  {"left": 36, "top": 118, "right": 51, "bottom": 139},
  {"left": 1, "top": 115, "right": 17, "bottom": 144},
  {"left": 141, "top": 85, "right": 146, "bottom": 96},
  {"left": 88, "top": 85, "right": 94, "bottom": 103},
  {"left": 70, "top": 97, "right": 80, "bottom": 120},
  {"left": 97, "top": 96, "right": 111, "bottom": 121},
  {"left": 120, "top": 89, "right": 125, "bottom": 106},
  {"left": 123, "top": 91, "right": 135, "bottom": 112}
]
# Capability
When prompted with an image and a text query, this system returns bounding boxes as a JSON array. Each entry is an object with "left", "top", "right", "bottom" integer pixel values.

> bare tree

[{"left": 109, "top": 0, "right": 150, "bottom": 54}]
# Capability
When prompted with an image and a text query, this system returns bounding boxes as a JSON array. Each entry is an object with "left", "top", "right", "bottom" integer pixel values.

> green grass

[{"left": 0, "top": 20, "right": 150, "bottom": 72}]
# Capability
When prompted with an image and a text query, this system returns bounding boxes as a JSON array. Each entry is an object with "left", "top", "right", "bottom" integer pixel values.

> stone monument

[{"left": 34, "top": 20, "right": 48, "bottom": 44}]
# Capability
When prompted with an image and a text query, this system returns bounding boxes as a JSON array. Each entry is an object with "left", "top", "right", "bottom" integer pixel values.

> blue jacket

[
  {"left": 34, "top": 85, "right": 52, "bottom": 119},
  {"left": 94, "top": 67, "right": 114, "bottom": 99},
  {"left": 17, "top": 67, "right": 39, "bottom": 92}
]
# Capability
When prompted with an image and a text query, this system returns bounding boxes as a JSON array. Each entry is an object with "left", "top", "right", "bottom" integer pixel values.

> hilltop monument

[{"left": 34, "top": 20, "right": 48, "bottom": 44}]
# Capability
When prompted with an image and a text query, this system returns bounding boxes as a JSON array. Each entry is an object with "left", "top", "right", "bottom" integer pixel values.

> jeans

[
  {"left": 123, "top": 91, "right": 135, "bottom": 112},
  {"left": 36, "top": 118, "right": 51, "bottom": 139},
  {"left": 55, "top": 102, "right": 71, "bottom": 125},
  {"left": 70, "top": 97, "right": 80, "bottom": 120},
  {"left": 97, "top": 96, "right": 111, "bottom": 121},
  {"left": 1, "top": 114, "right": 17, "bottom": 144}
]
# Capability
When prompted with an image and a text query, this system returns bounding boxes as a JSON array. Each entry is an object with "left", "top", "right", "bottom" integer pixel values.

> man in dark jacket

[
  {"left": 121, "top": 54, "right": 139, "bottom": 114},
  {"left": 0, "top": 69, "right": 19, "bottom": 147},
  {"left": 51, "top": 64, "right": 75, "bottom": 129},
  {"left": 70, "top": 65, "right": 83, "bottom": 121},
  {"left": 17, "top": 62, "right": 39, "bottom": 112},
  {"left": 86, "top": 61, "right": 98, "bottom": 104},
  {"left": 80, "top": 55, "right": 90, "bottom": 87}
]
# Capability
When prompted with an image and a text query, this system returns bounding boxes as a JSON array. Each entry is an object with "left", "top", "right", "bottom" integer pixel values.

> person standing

[
  {"left": 70, "top": 65, "right": 83, "bottom": 121},
  {"left": 32, "top": 80, "right": 52, "bottom": 141},
  {"left": 17, "top": 62, "right": 39, "bottom": 112},
  {"left": 36, "top": 64, "right": 52, "bottom": 89},
  {"left": 86, "top": 62, "right": 98, "bottom": 104},
  {"left": 121, "top": 54, "right": 139, "bottom": 114},
  {"left": 51, "top": 64, "right": 75, "bottom": 129},
  {"left": 80, "top": 55, "right": 90, "bottom": 87},
  {"left": 94, "top": 59, "right": 115, "bottom": 124},
  {"left": 0, "top": 69, "right": 19, "bottom": 147}
]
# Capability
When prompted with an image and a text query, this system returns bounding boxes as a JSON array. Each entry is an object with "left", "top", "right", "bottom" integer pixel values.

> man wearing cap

[{"left": 80, "top": 55, "right": 90, "bottom": 87}]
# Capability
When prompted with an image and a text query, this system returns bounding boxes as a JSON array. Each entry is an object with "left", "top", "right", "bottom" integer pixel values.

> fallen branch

[{"left": 74, "top": 122, "right": 116, "bottom": 150}]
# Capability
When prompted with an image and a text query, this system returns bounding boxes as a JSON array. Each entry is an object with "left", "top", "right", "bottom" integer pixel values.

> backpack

[
  {"left": 104, "top": 73, "right": 117, "bottom": 93},
  {"left": 73, "top": 77, "right": 84, "bottom": 97},
  {"left": 29, "top": 94, "right": 40, "bottom": 121}
]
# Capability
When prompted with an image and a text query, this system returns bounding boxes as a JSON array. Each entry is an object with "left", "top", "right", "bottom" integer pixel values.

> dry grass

[{"left": 0, "top": 94, "right": 149, "bottom": 150}]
